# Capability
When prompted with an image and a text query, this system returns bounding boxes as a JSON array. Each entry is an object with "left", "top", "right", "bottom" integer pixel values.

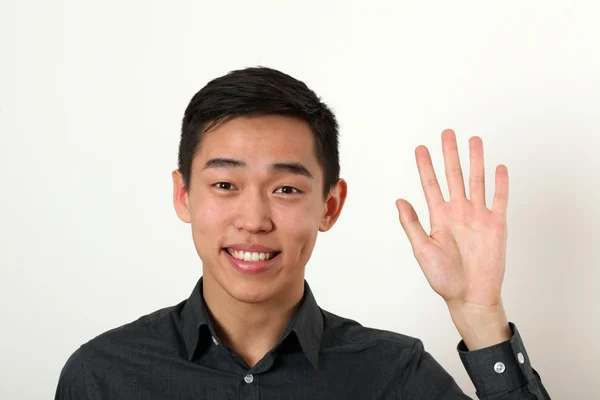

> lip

[
  {"left": 224, "top": 243, "right": 279, "bottom": 253},
  {"left": 222, "top": 248, "right": 280, "bottom": 275}
]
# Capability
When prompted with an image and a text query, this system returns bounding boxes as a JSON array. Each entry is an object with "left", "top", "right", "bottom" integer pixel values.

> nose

[{"left": 232, "top": 189, "right": 273, "bottom": 234}]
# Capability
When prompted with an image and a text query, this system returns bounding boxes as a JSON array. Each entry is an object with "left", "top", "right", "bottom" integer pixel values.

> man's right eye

[{"left": 213, "top": 182, "right": 237, "bottom": 190}]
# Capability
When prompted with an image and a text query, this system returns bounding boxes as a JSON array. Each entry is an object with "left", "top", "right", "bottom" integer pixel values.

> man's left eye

[{"left": 275, "top": 186, "right": 301, "bottom": 194}]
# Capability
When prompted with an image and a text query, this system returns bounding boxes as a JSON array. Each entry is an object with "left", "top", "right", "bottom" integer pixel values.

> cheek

[
  {"left": 274, "top": 202, "right": 323, "bottom": 250},
  {"left": 190, "top": 197, "right": 229, "bottom": 242}
]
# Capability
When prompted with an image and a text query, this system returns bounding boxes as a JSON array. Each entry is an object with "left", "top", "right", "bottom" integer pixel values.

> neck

[{"left": 202, "top": 275, "right": 305, "bottom": 368}]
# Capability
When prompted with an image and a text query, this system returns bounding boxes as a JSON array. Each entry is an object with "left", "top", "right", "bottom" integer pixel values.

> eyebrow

[{"left": 202, "top": 158, "right": 313, "bottom": 179}]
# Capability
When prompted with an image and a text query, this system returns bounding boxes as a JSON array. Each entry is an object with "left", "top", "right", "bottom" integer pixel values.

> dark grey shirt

[{"left": 55, "top": 277, "right": 550, "bottom": 399}]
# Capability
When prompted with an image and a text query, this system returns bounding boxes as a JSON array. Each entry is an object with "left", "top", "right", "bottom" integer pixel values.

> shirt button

[
  {"left": 244, "top": 374, "right": 254, "bottom": 384},
  {"left": 517, "top": 352, "right": 525, "bottom": 364},
  {"left": 494, "top": 361, "right": 506, "bottom": 374},
  {"left": 212, "top": 336, "right": 218, "bottom": 345}
]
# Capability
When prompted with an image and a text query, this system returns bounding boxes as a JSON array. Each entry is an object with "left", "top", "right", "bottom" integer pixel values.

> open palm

[{"left": 396, "top": 129, "right": 509, "bottom": 308}]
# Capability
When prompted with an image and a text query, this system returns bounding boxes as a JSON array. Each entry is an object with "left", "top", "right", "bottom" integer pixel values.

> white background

[{"left": 1, "top": 1, "right": 599, "bottom": 398}]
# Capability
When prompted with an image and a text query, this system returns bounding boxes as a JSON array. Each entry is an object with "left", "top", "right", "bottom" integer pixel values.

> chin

[
  {"left": 210, "top": 265, "right": 280, "bottom": 304},
  {"left": 224, "top": 279, "right": 278, "bottom": 304}
]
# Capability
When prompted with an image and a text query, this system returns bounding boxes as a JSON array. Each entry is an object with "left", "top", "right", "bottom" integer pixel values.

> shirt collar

[{"left": 180, "top": 276, "right": 324, "bottom": 369}]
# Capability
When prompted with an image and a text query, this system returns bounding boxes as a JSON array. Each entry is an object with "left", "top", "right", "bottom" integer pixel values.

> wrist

[{"left": 446, "top": 299, "right": 512, "bottom": 351}]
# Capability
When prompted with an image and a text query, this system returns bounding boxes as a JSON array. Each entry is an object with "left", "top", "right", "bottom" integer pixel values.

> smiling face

[{"left": 172, "top": 114, "right": 347, "bottom": 305}]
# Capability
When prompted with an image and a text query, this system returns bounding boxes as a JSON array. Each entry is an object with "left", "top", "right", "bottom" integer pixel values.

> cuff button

[{"left": 494, "top": 361, "right": 506, "bottom": 374}]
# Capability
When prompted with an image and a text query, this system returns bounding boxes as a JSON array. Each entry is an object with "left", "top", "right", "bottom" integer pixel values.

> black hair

[{"left": 178, "top": 66, "right": 340, "bottom": 199}]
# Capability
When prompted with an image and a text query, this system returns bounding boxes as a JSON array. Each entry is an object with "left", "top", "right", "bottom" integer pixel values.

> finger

[
  {"left": 491, "top": 164, "right": 509, "bottom": 217},
  {"left": 468, "top": 136, "right": 486, "bottom": 207},
  {"left": 415, "top": 145, "right": 445, "bottom": 213},
  {"left": 396, "top": 199, "right": 430, "bottom": 252},
  {"left": 441, "top": 129, "right": 467, "bottom": 201}
]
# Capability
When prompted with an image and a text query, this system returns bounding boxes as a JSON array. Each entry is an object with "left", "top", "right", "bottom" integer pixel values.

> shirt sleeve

[
  {"left": 401, "top": 322, "right": 551, "bottom": 399},
  {"left": 54, "top": 347, "right": 90, "bottom": 400},
  {"left": 457, "top": 322, "right": 551, "bottom": 399}
]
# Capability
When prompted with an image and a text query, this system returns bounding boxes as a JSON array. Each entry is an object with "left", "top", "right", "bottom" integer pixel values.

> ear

[
  {"left": 172, "top": 169, "right": 191, "bottom": 223},
  {"left": 319, "top": 178, "right": 348, "bottom": 232}
]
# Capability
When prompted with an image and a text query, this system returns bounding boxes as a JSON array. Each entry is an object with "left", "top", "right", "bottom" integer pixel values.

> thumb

[{"left": 396, "top": 199, "right": 429, "bottom": 253}]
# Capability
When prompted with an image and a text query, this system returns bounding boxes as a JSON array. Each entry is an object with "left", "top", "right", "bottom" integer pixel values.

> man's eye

[
  {"left": 213, "top": 182, "right": 237, "bottom": 190},
  {"left": 275, "top": 186, "right": 301, "bottom": 195}
]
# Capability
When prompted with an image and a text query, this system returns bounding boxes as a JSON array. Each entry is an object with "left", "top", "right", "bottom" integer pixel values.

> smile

[{"left": 225, "top": 248, "right": 280, "bottom": 262}]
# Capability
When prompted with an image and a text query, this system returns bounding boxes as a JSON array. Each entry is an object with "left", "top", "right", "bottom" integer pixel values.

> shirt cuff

[{"left": 457, "top": 322, "right": 538, "bottom": 396}]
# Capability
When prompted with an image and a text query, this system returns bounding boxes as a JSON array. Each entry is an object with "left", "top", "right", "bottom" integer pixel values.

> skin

[
  {"left": 396, "top": 130, "right": 512, "bottom": 350},
  {"left": 173, "top": 115, "right": 512, "bottom": 367}
]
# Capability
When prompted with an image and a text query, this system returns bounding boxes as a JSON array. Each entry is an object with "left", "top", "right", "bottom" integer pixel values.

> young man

[{"left": 55, "top": 67, "right": 551, "bottom": 399}]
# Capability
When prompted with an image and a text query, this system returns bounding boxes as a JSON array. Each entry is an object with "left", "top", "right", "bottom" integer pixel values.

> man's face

[{"left": 172, "top": 115, "right": 346, "bottom": 304}]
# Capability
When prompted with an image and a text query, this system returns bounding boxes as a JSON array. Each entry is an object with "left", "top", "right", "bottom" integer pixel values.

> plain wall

[{"left": 1, "top": 1, "right": 599, "bottom": 398}]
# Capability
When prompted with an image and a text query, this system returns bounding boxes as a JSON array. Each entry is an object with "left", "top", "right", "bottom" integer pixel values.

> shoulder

[
  {"left": 319, "top": 308, "right": 457, "bottom": 389},
  {"left": 55, "top": 302, "right": 185, "bottom": 398},
  {"left": 318, "top": 309, "right": 466, "bottom": 397},
  {"left": 318, "top": 307, "right": 439, "bottom": 394},
  {"left": 320, "top": 308, "right": 422, "bottom": 353},
  {"left": 87, "top": 302, "right": 179, "bottom": 344},
  {"left": 55, "top": 345, "right": 88, "bottom": 399},
  {"left": 61, "top": 301, "right": 184, "bottom": 373}
]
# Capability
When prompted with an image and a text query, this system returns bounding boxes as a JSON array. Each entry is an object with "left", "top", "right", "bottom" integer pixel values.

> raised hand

[{"left": 396, "top": 129, "right": 512, "bottom": 349}]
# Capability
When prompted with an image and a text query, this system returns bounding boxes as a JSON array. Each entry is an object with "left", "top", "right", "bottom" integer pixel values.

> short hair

[{"left": 178, "top": 66, "right": 340, "bottom": 199}]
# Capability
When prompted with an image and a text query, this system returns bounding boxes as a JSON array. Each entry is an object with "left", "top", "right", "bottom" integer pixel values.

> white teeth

[{"left": 229, "top": 249, "right": 276, "bottom": 262}]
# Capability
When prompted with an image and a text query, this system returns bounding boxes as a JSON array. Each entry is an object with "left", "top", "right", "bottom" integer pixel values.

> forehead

[{"left": 196, "top": 115, "right": 319, "bottom": 168}]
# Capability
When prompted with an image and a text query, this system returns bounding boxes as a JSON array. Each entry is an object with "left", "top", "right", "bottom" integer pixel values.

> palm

[{"left": 397, "top": 130, "right": 509, "bottom": 308}]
